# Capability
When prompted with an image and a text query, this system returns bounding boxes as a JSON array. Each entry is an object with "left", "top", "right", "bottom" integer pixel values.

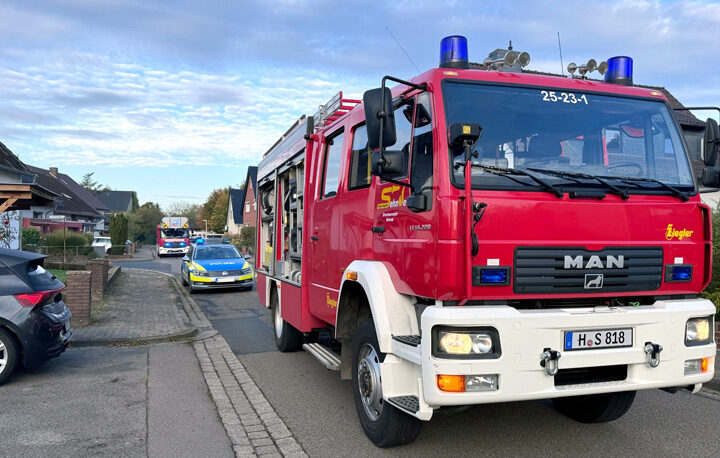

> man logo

[
  {"left": 584, "top": 274, "right": 604, "bottom": 289},
  {"left": 564, "top": 255, "right": 624, "bottom": 269}
]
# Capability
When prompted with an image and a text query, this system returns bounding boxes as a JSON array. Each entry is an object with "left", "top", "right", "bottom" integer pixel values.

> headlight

[
  {"left": 241, "top": 267, "right": 252, "bottom": 274},
  {"left": 685, "top": 316, "right": 713, "bottom": 346},
  {"left": 433, "top": 327, "right": 500, "bottom": 358},
  {"left": 191, "top": 269, "right": 207, "bottom": 276}
]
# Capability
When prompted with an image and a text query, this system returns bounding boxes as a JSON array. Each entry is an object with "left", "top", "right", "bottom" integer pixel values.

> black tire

[
  {"left": 0, "top": 328, "right": 20, "bottom": 385},
  {"left": 272, "top": 290, "right": 303, "bottom": 352},
  {"left": 187, "top": 280, "right": 197, "bottom": 294},
  {"left": 552, "top": 391, "right": 636, "bottom": 423},
  {"left": 352, "top": 319, "right": 422, "bottom": 447}
]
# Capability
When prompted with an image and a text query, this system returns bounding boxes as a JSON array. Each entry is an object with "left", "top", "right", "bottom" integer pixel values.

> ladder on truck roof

[{"left": 313, "top": 91, "right": 361, "bottom": 129}]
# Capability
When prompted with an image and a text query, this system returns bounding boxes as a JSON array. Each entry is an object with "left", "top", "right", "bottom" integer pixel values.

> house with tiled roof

[
  {"left": 226, "top": 166, "right": 258, "bottom": 235},
  {"left": 26, "top": 166, "right": 106, "bottom": 234}
]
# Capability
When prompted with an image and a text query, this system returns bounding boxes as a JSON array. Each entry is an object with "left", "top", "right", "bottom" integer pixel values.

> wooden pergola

[{"left": 0, "top": 183, "right": 57, "bottom": 213}]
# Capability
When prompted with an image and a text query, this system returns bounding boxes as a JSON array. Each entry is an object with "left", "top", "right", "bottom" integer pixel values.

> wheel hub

[
  {"left": 357, "top": 343, "right": 383, "bottom": 421},
  {"left": 0, "top": 340, "right": 7, "bottom": 373}
]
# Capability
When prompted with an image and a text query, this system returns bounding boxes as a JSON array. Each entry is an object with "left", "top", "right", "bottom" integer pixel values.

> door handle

[
  {"left": 311, "top": 235, "right": 319, "bottom": 241},
  {"left": 371, "top": 226, "right": 385, "bottom": 234}
]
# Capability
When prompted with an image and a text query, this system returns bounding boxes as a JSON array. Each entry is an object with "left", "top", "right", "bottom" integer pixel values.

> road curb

[
  {"left": 69, "top": 327, "right": 198, "bottom": 348},
  {"left": 195, "top": 335, "right": 307, "bottom": 457}
]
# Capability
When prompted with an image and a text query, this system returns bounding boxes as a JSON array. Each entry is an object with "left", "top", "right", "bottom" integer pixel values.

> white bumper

[
  {"left": 158, "top": 246, "right": 188, "bottom": 255},
  {"left": 419, "top": 298, "right": 715, "bottom": 407}
]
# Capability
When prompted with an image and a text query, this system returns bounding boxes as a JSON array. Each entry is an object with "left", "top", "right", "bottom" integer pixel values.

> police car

[{"left": 180, "top": 242, "right": 253, "bottom": 293}]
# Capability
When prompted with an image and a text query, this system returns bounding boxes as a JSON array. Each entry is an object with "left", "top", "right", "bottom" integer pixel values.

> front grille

[
  {"left": 514, "top": 246, "right": 663, "bottom": 294},
  {"left": 207, "top": 269, "right": 245, "bottom": 276}
]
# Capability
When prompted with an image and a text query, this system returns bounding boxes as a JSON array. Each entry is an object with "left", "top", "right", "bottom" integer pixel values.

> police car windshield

[
  {"left": 194, "top": 246, "right": 241, "bottom": 260},
  {"left": 444, "top": 82, "right": 694, "bottom": 193}
]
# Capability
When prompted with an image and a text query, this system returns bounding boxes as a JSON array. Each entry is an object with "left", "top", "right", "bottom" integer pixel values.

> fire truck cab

[{"left": 255, "top": 36, "right": 718, "bottom": 447}]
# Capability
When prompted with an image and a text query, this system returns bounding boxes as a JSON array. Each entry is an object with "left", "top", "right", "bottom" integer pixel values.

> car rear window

[{"left": 27, "top": 264, "right": 64, "bottom": 290}]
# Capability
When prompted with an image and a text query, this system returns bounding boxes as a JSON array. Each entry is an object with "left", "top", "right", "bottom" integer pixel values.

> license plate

[
  {"left": 216, "top": 277, "right": 234, "bottom": 283},
  {"left": 564, "top": 328, "right": 633, "bottom": 351}
]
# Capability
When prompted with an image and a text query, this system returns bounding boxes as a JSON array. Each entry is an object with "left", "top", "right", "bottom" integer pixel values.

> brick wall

[
  {"left": 243, "top": 181, "right": 257, "bottom": 229},
  {"left": 88, "top": 258, "right": 110, "bottom": 304},
  {"left": 65, "top": 270, "right": 92, "bottom": 325}
]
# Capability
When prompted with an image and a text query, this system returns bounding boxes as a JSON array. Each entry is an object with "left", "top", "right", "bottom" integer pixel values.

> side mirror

[
  {"left": 363, "top": 87, "right": 396, "bottom": 150},
  {"left": 406, "top": 194, "right": 429, "bottom": 212},
  {"left": 371, "top": 150, "right": 406, "bottom": 177},
  {"left": 702, "top": 118, "right": 720, "bottom": 166},
  {"left": 702, "top": 166, "right": 720, "bottom": 188},
  {"left": 182, "top": 255, "right": 190, "bottom": 263},
  {"left": 244, "top": 254, "right": 251, "bottom": 260}
]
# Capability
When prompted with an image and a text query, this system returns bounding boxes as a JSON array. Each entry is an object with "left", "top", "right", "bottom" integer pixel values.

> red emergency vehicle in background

[
  {"left": 156, "top": 216, "right": 189, "bottom": 257},
  {"left": 255, "top": 36, "right": 718, "bottom": 447}
]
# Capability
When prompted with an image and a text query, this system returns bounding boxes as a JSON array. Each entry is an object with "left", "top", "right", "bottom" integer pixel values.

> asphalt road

[{"left": 119, "top": 254, "right": 720, "bottom": 457}]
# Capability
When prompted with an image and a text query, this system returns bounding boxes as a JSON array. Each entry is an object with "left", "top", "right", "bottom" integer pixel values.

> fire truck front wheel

[
  {"left": 272, "top": 291, "right": 302, "bottom": 352},
  {"left": 552, "top": 390, "right": 636, "bottom": 423},
  {"left": 352, "top": 319, "right": 421, "bottom": 448}
]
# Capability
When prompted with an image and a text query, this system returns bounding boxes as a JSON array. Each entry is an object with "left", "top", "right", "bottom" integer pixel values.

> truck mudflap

[{"left": 378, "top": 298, "right": 715, "bottom": 418}]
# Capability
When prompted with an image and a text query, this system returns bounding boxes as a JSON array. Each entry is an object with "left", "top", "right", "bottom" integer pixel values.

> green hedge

[{"left": 44, "top": 230, "right": 93, "bottom": 255}]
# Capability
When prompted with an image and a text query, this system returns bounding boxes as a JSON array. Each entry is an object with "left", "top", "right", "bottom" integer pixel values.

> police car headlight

[
  {"left": 191, "top": 269, "right": 207, "bottom": 276},
  {"left": 433, "top": 327, "right": 501, "bottom": 358},
  {"left": 241, "top": 267, "right": 252, "bottom": 274},
  {"left": 685, "top": 316, "right": 713, "bottom": 346}
]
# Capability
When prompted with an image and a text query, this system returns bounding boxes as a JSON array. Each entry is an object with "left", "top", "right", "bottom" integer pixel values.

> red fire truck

[
  {"left": 156, "top": 216, "right": 190, "bottom": 256},
  {"left": 255, "top": 36, "right": 718, "bottom": 447}
]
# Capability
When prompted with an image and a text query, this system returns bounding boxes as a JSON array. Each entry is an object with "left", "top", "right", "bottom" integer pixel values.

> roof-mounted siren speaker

[
  {"left": 604, "top": 56, "right": 633, "bottom": 86},
  {"left": 439, "top": 35, "right": 469, "bottom": 69}
]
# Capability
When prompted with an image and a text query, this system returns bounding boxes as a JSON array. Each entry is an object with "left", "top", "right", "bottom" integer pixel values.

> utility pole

[{"left": 203, "top": 219, "right": 208, "bottom": 233}]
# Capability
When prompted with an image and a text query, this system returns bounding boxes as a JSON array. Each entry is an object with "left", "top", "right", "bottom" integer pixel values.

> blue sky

[{"left": 1, "top": 0, "right": 719, "bottom": 208}]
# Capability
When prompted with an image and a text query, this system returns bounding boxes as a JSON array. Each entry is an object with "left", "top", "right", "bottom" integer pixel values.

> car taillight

[
  {"left": 14, "top": 288, "right": 63, "bottom": 307},
  {"left": 158, "top": 239, "right": 164, "bottom": 246}
]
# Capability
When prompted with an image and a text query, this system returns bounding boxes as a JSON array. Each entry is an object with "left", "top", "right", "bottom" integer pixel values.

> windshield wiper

[
  {"left": 456, "top": 163, "right": 563, "bottom": 197},
  {"left": 597, "top": 175, "right": 690, "bottom": 201},
  {"left": 528, "top": 168, "right": 630, "bottom": 200}
]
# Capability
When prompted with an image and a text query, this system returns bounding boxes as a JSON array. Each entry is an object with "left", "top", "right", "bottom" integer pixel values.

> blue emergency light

[
  {"left": 480, "top": 269, "right": 507, "bottom": 284},
  {"left": 604, "top": 56, "right": 633, "bottom": 86},
  {"left": 439, "top": 35, "right": 469, "bottom": 69},
  {"left": 671, "top": 266, "right": 692, "bottom": 281},
  {"left": 196, "top": 238, "right": 204, "bottom": 245}
]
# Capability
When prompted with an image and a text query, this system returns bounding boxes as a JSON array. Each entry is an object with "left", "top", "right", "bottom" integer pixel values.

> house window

[
  {"left": 245, "top": 202, "right": 250, "bottom": 213},
  {"left": 253, "top": 200, "right": 256, "bottom": 211},
  {"left": 33, "top": 211, "right": 43, "bottom": 219}
]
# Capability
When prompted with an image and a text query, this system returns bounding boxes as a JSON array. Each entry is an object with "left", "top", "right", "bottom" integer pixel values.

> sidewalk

[{"left": 71, "top": 268, "right": 197, "bottom": 346}]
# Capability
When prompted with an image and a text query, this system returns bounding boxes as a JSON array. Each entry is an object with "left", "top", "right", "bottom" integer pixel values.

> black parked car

[{"left": 0, "top": 248, "right": 73, "bottom": 384}]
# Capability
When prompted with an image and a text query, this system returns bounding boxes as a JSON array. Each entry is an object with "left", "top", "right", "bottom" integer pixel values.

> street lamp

[{"left": 203, "top": 219, "right": 208, "bottom": 233}]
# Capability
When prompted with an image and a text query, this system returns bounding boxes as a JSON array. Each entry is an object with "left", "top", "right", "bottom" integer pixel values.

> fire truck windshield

[
  {"left": 444, "top": 82, "right": 694, "bottom": 195},
  {"left": 161, "top": 228, "right": 188, "bottom": 238}
]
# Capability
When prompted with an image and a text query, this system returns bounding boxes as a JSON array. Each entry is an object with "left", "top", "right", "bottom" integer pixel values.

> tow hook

[
  {"left": 540, "top": 348, "right": 562, "bottom": 376},
  {"left": 644, "top": 342, "right": 663, "bottom": 368}
]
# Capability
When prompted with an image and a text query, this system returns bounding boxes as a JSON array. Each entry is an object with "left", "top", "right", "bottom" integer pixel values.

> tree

[
  {"left": 201, "top": 188, "right": 229, "bottom": 233},
  {"left": 239, "top": 226, "right": 256, "bottom": 254},
  {"left": 21, "top": 227, "right": 41, "bottom": 251},
  {"left": 79, "top": 172, "right": 109, "bottom": 194},
  {"left": 109, "top": 213, "right": 129, "bottom": 254},
  {"left": 128, "top": 202, "right": 164, "bottom": 244}
]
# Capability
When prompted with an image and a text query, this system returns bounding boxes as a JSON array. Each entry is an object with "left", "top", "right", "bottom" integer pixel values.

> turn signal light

[
  {"left": 346, "top": 271, "right": 357, "bottom": 281},
  {"left": 701, "top": 357, "right": 710, "bottom": 373},
  {"left": 437, "top": 374, "right": 465, "bottom": 392}
]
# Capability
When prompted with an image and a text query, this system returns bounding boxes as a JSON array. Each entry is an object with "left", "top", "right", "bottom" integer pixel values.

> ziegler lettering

[
  {"left": 665, "top": 224, "right": 693, "bottom": 241},
  {"left": 564, "top": 255, "right": 624, "bottom": 269}
]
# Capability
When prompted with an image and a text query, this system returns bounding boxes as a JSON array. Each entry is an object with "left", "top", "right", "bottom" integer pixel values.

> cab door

[
  {"left": 373, "top": 92, "right": 437, "bottom": 297},
  {"left": 308, "top": 127, "right": 347, "bottom": 324}
]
